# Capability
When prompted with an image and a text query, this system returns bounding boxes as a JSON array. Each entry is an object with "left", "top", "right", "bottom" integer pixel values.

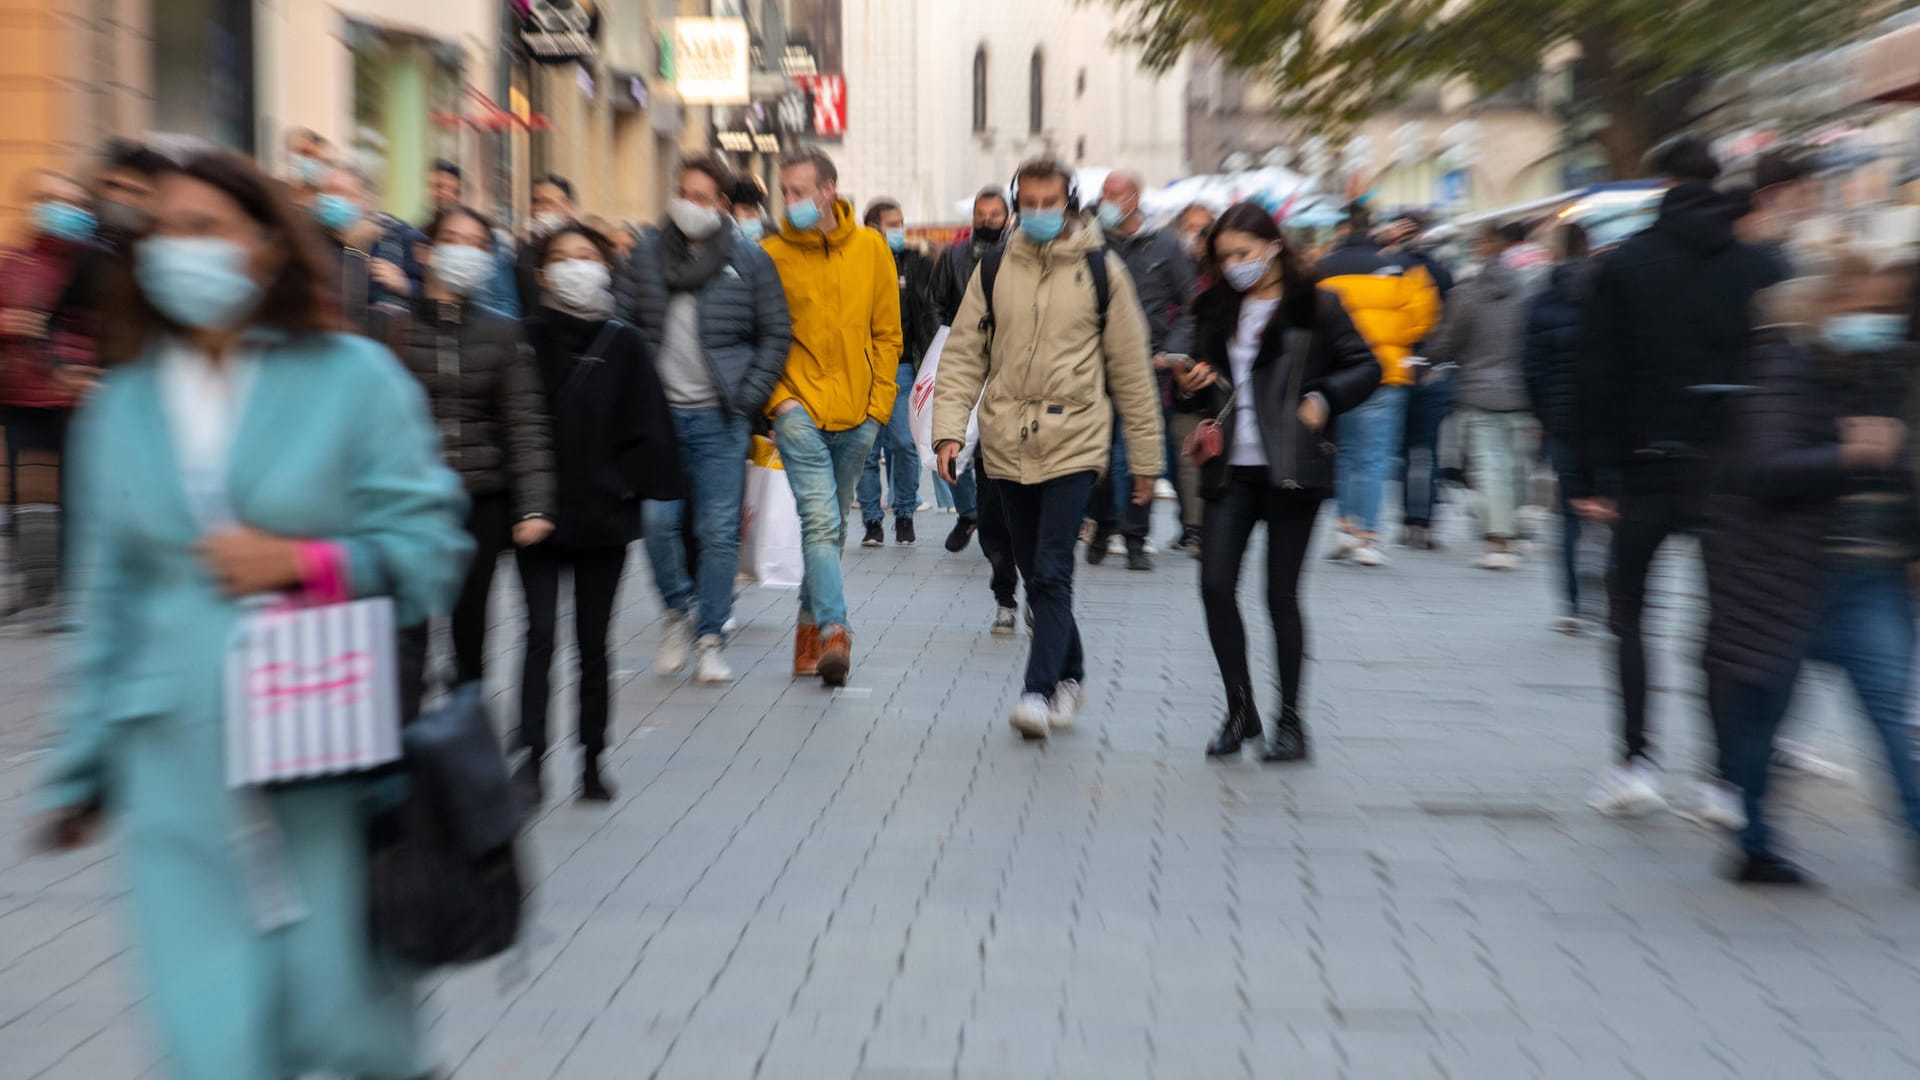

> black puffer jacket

[
  {"left": 1176, "top": 284, "right": 1381, "bottom": 498},
  {"left": 524, "top": 312, "right": 686, "bottom": 548},
  {"left": 1525, "top": 259, "right": 1593, "bottom": 440},
  {"left": 1702, "top": 334, "right": 1843, "bottom": 686},
  {"left": 384, "top": 299, "right": 557, "bottom": 521},
  {"left": 1575, "top": 184, "right": 1778, "bottom": 493},
  {"left": 933, "top": 235, "right": 1000, "bottom": 326},
  {"left": 618, "top": 223, "right": 792, "bottom": 416}
]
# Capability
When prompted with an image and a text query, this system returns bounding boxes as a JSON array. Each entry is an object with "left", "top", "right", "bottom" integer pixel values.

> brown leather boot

[
  {"left": 793, "top": 623, "right": 822, "bottom": 677},
  {"left": 816, "top": 625, "right": 852, "bottom": 687}
]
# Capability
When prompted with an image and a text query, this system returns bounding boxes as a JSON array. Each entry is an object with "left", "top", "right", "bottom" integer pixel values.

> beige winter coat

[{"left": 932, "top": 216, "right": 1165, "bottom": 486}]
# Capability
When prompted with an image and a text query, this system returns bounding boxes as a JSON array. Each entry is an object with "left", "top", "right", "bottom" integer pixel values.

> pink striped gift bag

[{"left": 224, "top": 597, "right": 402, "bottom": 787}]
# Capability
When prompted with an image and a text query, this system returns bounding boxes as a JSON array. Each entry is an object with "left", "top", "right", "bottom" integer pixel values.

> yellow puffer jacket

[
  {"left": 1315, "top": 239, "right": 1440, "bottom": 387},
  {"left": 762, "top": 200, "right": 903, "bottom": 431}
]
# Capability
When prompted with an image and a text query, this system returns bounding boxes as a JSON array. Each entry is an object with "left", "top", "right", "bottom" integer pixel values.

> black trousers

[
  {"left": 1199, "top": 468, "right": 1323, "bottom": 714},
  {"left": 1607, "top": 486, "right": 1709, "bottom": 765},
  {"left": 973, "top": 451, "right": 1019, "bottom": 609},
  {"left": 398, "top": 493, "right": 511, "bottom": 719},
  {"left": 516, "top": 543, "right": 627, "bottom": 759},
  {"left": 1001, "top": 471, "right": 1095, "bottom": 696}
]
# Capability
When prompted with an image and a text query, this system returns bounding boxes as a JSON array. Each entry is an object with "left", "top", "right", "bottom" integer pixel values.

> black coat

[
  {"left": 893, "top": 246, "right": 942, "bottom": 372},
  {"left": 382, "top": 300, "right": 557, "bottom": 520},
  {"left": 933, "top": 237, "right": 998, "bottom": 327},
  {"left": 524, "top": 312, "right": 686, "bottom": 548},
  {"left": 1575, "top": 183, "right": 1778, "bottom": 494},
  {"left": 1524, "top": 259, "right": 1593, "bottom": 442},
  {"left": 1176, "top": 284, "right": 1381, "bottom": 498},
  {"left": 1107, "top": 226, "right": 1197, "bottom": 356}
]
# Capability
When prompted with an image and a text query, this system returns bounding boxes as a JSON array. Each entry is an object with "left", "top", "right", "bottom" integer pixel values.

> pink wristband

[{"left": 294, "top": 541, "right": 350, "bottom": 605}]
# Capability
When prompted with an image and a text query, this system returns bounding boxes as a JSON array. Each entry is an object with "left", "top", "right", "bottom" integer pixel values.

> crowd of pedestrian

[{"left": 10, "top": 124, "right": 1920, "bottom": 1079}]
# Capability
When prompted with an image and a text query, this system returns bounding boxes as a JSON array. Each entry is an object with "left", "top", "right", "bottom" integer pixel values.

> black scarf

[{"left": 660, "top": 222, "right": 733, "bottom": 294}]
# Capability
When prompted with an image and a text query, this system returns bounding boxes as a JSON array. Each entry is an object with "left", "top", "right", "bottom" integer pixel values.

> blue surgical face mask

[
  {"left": 293, "top": 156, "right": 327, "bottom": 186},
  {"left": 785, "top": 199, "right": 822, "bottom": 231},
  {"left": 1019, "top": 209, "right": 1066, "bottom": 245},
  {"left": 431, "top": 243, "right": 495, "bottom": 298},
  {"left": 33, "top": 202, "right": 96, "bottom": 243},
  {"left": 885, "top": 227, "right": 906, "bottom": 252},
  {"left": 738, "top": 216, "right": 765, "bottom": 242},
  {"left": 313, "top": 193, "right": 362, "bottom": 233},
  {"left": 1096, "top": 203, "right": 1128, "bottom": 231},
  {"left": 135, "top": 236, "right": 264, "bottom": 331},
  {"left": 1821, "top": 312, "right": 1906, "bottom": 354}
]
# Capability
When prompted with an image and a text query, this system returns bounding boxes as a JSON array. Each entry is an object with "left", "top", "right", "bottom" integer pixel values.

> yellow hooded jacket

[{"left": 761, "top": 199, "right": 904, "bottom": 431}]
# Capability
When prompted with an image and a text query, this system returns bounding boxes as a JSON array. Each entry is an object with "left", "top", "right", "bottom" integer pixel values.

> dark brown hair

[
  {"left": 100, "top": 149, "right": 340, "bottom": 364},
  {"left": 425, "top": 203, "right": 497, "bottom": 245},
  {"left": 778, "top": 147, "right": 838, "bottom": 186},
  {"left": 679, "top": 154, "right": 735, "bottom": 197},
  {"left": 1206, "top": 201, "right": 1310, "bottom": 294},
  {"left": 862, "top": 198, "right": 902, "bottom": 228},
  {"left": 531, "top": 221, "right": 616, "bottom": 268}
]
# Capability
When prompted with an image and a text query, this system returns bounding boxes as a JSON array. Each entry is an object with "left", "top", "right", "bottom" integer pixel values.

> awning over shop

[{"left": 1857, "top": 24, "right": 1920, "bottom": 104}]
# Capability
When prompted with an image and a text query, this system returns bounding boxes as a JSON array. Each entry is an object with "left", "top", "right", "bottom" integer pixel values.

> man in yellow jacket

[
  {"left": 762, "top": 148, "right": 904, "bottom": 687},
  {"left": 1314, "top": 203, "right": 1440, "bottom": 566}
]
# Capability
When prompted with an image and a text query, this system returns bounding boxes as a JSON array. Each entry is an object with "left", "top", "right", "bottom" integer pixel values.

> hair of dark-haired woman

[
  {"left": 531, "top": 221, "right": 616, "bottom": 270},
  {"left": 425, "top": 203, "right": 498, "bottom": 246},
  {"left": 1205, "top": 201, "right": 1311, "bottom": 295},
  {"left": 99, "top": 149, "right": 341, "bottom": 364}
]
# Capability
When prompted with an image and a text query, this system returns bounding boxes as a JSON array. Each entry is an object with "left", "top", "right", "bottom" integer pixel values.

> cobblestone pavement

[{"left": 4, "top": 501, "right": 1920, "bottom": 1080}]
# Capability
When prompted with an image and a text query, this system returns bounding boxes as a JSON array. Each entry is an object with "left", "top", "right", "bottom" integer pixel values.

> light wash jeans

[
  {"left": 1334, "top": 384, "right": 1408, "bottom": 536},
  {"left": 1459, "top": 407, "right": 1532, "bottom": 541},
  {"left": 772, "top": 408, "right": 878, "bottom": 629},
  {"left": 642, "top": 407, "right": 751, "bottom": 640},
  {"left": 857, "top": 362, "right": 921, "bottom": 524}
]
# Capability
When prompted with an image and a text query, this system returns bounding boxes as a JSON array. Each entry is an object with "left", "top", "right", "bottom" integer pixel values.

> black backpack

[{"left": 976, "top": 246, "right": 1111, "bottom": 345}]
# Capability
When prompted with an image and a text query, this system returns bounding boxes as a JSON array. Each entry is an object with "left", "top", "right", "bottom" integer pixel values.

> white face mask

[
  {"left": 543, "top": 258, "right": 614, "bottom": 319},
  {"left": 430, "top": 243, "right": 495, "bottom": 298},
  {"left": 531, "top": 211, "right": 570, "bottom": 236},
  {"left": 668, "top": 198, "right": 724, "bottom": 240}
]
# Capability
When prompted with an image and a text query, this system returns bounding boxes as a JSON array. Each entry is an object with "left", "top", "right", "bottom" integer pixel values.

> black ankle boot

[
  {"left": 1262, "top": 705, "right": 1310, "bottom": 763},
  {"left": 511, "top": 753, "right": 544, "bottom": 810},
  {"left": 1206, "top": 688, "right": 1261, "bottom": 758},
  {"left": 580, "top": 755, "right": 615, "bottom": 803}
]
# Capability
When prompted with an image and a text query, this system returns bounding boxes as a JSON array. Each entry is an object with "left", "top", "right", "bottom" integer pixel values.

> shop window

[
  {"left": 350, "top": 22, "right": 463, "bottom": 222},
  {"left": 972, "top": 46, "right": 988, "bottom": 135},
  {"left": 1029, "top": 49, "right": 1044, "bottom": 136}
]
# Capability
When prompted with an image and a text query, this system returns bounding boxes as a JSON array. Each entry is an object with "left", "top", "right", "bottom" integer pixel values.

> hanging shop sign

[
  {"left": 794, "top": 74, "right": 846, "bottom": 139},
  {"left": 673, "top": 17, "right": 750, "bottom": 106},
  {"left": 516, "top": 0, "right": 600, "bottom": 63}
]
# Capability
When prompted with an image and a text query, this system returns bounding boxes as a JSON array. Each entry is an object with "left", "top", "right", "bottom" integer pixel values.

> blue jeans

[
  {"left": 857, "top": 362, "right": 920, "bottom": 524},
  {"left": 772, "top": 409, "right": 878, "bottom": 630},
  {"left": 1334, "top": 384, "right": 1408, "bottom": 537},
  {"left": 1400, "top": 373, "right": 1453, "bottom": 527},
  {"left": 642, "top": 407, "right": 750, "bottom": 640},
  {"left": 1001, "top": 471, "right": 1094, "bottom": 696},
  {"left": 1724, "top": 568, "right": 1920, "bottom": 855},
  {"left": 1087, "top": 414, "right": 1150, "bottom": 540}
]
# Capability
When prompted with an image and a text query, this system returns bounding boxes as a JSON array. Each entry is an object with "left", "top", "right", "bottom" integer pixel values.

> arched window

[
  {"left": 1028, "top": 48, "right": 1045, "bottom": 135},
  {"left": 972, "top": 46, "right": 988, "bottom": 135}
]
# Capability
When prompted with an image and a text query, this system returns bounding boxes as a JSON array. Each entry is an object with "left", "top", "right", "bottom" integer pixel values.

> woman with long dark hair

[
  {"left": 36, "top": 149, "right": 469, "bottom": 1079},
  {"left": 515, "top": 223, "right": 684, "bottom": 806},
  {"left": 391, "top": 205, "right": 556, "bottom": 713},
  {"left": 1175, "top": 202, "right": 1381, "bottom": 762}
]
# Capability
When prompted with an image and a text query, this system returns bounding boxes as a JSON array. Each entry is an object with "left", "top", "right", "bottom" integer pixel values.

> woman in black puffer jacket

[
  {"left": 1174, "top": 203, "right": 1381, "bottom": 765},
  {"left": 391, "top": 205, "right": 557, "bottom": 712}
]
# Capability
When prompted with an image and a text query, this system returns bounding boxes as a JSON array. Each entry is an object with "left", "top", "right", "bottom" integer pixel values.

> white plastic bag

[
  {"left": 907, "top": 326, "right": 979, "bottom": 474},
  {"left": 739, "top": 438, "right": 804, "bottom": 589}
]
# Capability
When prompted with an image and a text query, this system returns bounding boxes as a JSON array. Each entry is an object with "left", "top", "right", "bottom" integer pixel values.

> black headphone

[{"left": 1008, "top": 161, "right": 1080, "bottom": 217}]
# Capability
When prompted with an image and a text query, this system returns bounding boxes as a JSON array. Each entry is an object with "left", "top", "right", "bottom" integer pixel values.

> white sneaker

[
  {"left": 1476, "top": 549, "right": 1521, "bottom": 571},
  {"left": 692, "top": 635, "right": 734, "bottom": 684},
  {"left": 1326, "top": 532, "right": 1361, "bottom": 561},
  {"left": 1049, "top": 680, "right": 1085, "bottom": 731},
  {"left": 1772, "top": 739, "right": 1856, "bottom": 783},
  {"left": 655, "top": 611, "right": 694, "bottom": 675},
  {"left": 992, "top": 606, "right": 1018, "bottom": 636},
  {"left": 1010, "top": 694, "right": 1052, "bottom": 739},
  {"left": 1351, "top": 542, "right": 1388, "bottom": 568},
  {"left": 1153, "top": 478, "right": 1177, "bottom": 501},
  {"left": 1588, "top": 760, "right": 1667, "bottom": 817},
  {"left": 1670, "top": 779, "right": 1746, "bottom": 831},
  {"left": 1108, "top": 534, "right": 1127, "bottom": 556}
]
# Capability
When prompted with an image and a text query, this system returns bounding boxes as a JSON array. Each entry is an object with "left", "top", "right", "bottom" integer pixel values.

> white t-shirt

[{"left": 1227, "top": 297, "right": 1280, "bottom": 467}]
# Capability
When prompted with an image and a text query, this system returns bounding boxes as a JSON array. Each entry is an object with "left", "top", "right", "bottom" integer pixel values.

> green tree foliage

[{"left": 1107, "top": 0, "right": 1879, "bottom": 177}]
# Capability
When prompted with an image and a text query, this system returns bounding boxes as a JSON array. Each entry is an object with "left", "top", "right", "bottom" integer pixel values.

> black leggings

[
  {"left": 1199, "top": 468, "right": 1323, "bottom": 713},
  {"left": 516, "top": 543, "right": 627, "bottom": 759}
]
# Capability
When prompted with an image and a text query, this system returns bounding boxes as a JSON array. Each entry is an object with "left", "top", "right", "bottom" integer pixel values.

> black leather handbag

[{"left": 368, "top": 683, "right": 526, "bottom": 967}]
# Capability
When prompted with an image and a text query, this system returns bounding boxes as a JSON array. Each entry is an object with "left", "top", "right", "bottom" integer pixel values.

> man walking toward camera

[
  {"left": 934, "top": 159, "right": 1163, "bottom": 740},
  {"left": 762, "top": 148, "right": 903, "bottom": 687}
]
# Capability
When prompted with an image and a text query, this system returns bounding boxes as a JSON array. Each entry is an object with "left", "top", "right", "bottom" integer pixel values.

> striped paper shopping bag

[{"left": 225, "top": 597, "right": 402, "bottom": 787}]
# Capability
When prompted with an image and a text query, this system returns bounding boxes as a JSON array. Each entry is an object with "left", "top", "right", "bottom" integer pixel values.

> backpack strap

[
  {"left": 1084, "top": 250, "right": 1110, "bottom": 336},
  {"left": 976, "top": 247, "right": 1004, "bottom": 343}
]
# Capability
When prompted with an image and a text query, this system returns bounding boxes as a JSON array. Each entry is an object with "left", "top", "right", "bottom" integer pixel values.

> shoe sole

[
  {"left": 861, "top": 540, "right": 883, "bottom": 548},
  {"left": 1010, "top": 714, "right": 1049, "bottom": 739},
  {"left": 817, "top": 657, "right": 849, "bottom": 687},
  {"left": 992, "top": 625, "right": 1016, "bottom": 636},
  {"left": 693, "top": 671, "right": 734, "bottom": 685},
  {"left": 896, "top": 541, "right": 916, "bottom": 547},
  {"left": 1591, "top": 794, "right": 1667, "bottom": 817}
]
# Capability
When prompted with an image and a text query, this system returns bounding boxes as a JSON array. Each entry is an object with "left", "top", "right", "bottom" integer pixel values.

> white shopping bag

[
  {"left": 908, "top": 326, "right": 979, "bottom": 474},
  {"left": 740, "top": 437, "right": 805, "bottom": 589},
  {"left": 225, "top": 596, "right": 401, "bottom": 787}
]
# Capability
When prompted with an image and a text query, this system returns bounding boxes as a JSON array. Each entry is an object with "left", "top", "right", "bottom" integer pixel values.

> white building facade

[{"left": 828, "top": 0, "right": 1189, "bottom": 223}]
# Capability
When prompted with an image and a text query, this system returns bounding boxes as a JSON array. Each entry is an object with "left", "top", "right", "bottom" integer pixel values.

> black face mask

[{"left": 973, "top": 224, "right": 1005, "bottom": 247}]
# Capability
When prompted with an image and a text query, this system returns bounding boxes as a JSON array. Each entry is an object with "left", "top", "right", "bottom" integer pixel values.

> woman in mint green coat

[{"left": 37, "top": 151, "right": 471, "bottom": 1079}]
